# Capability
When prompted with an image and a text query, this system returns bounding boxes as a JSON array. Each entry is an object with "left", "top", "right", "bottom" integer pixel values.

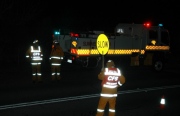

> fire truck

[{"left": 53, "top": 22, "right": 171, "bottom": 72}]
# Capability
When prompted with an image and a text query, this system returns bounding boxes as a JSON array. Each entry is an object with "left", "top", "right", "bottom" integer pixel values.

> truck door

[
  {"left": 160, "top": 30, "right": 170, "bottom": 46},
  {"left": 148, "top": 29, "right": 158, "bottom": 45}
]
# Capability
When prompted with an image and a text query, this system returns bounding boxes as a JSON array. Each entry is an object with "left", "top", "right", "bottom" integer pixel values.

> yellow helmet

[{"left": 106, "top": 60, "right": 115, "bottom": 67}]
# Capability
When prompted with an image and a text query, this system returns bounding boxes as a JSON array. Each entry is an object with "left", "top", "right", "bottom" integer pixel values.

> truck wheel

[{"left": 153, "top": 60, "right": 163, "bottom": 72}]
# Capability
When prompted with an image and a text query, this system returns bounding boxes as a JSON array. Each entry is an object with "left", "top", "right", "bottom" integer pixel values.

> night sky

[
  {"left": 1, "top": 1, "right": 179, "bottom": 39},
  {"left": 0, "top": 0, "right": 179, "bottom": 65}
]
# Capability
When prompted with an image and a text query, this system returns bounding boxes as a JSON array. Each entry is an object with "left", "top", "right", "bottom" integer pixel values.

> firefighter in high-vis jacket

[
  {"left": 96, "top": 60, "right": 126, "bottom": 116},
  {"left": 49, "top": 40, "right": 64, "bottom": 81},
  {"left": 26, "top": 40, "right": 43, "bottom": 83}
]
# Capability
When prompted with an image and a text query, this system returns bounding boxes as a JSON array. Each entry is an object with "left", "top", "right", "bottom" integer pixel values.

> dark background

[{"left": 0, "top": 0, "right": 179, "bottom": 67}]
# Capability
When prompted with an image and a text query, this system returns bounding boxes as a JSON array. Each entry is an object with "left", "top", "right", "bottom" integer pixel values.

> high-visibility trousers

[
  {"left": 31, "top": 63, "right": 42, "bottom": 82},
  {"left": 51, "top": 65, "right": 61, "bottom": 81},
  {"left": 96, "top": 96, "right": 116, "bottom": 116}
]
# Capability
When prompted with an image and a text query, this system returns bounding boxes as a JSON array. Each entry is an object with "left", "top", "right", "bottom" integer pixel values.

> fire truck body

[{"left": 54, "top": 22, "right": 170, "bottom": 72}]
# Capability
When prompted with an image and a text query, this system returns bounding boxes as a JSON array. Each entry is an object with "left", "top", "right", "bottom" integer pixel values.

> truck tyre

[{"left": 153, "top": 60, "right": 163, "bottom": 72}]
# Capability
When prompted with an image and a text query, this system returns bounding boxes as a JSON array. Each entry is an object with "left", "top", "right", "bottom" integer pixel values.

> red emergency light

[
  {"left": 70, "top": 32, "right": 79, "bottom": 37},
  {"left": 143, "top": 22, "right": 151, "bottom": 28}
]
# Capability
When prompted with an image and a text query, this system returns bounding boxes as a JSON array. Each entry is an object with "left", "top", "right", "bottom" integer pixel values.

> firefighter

[
  {"left": 96, "top": 60, "right": 126, "bottom": 116},
  {"left": 26, "top": 40, "right": 43, "bottom": 83},
  {"left": 49, "top": 40, "right": 64, "bottom": 81}
]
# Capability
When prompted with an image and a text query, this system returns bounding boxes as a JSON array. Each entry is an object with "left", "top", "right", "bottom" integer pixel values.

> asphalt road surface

[
  {"left": 0, "top": 54, "right": 180, "bottom": 116},
  {"left": 0, "top": 86, "right": 180, "bottom": 116}
]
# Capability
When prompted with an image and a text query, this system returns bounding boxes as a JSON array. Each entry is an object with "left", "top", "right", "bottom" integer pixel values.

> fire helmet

[
  {"left": 53, "top": 40, "right": 59, "bottom": 44},
  {"left": 33, "top": 40, "right": 38, "bottom": 44},
  {"left": 106, "top": 60, "right": 115, "bottom": 67}
]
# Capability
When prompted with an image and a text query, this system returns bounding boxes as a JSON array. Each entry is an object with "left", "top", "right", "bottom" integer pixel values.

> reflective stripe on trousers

[{"left": 96, "top": 97, "right": 116, "bottom": 116}]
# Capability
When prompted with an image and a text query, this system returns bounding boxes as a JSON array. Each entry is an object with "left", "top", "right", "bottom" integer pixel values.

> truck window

[
  {"left": 161, "top": 31, "right": 170, "bottom": 45},
  {"left": 149, "top": 30, "right": 158, "bottom": 40}
]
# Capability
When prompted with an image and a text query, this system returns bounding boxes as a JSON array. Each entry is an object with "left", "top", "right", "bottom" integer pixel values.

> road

[
  {"left": 0, "top": 54, "right": 179, "bottom": 116},
  {"left": 0, "top": 86, "right": 180, "bottom": 116}
]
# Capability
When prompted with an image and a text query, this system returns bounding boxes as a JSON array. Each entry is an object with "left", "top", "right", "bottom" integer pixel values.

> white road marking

[{"left": 0, "top": 85, "right": 180, "bottom": 110}]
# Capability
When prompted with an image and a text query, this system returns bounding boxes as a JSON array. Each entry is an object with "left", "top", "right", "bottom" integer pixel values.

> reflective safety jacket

[
  {"left": 98, "top": 67, "right": 125, "bottom": 97},
  {"left": 26, "top": 46, "right": 43, "bottom": 63},
  {"left": 49, "top": 46, "right": 64, "bottom": 65}
]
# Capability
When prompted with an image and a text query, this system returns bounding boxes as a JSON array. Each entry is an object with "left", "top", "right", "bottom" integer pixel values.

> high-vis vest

[
  {"left": 30, "top": 46, "right": 43, "bottom": 61},
  {"left": 101, "top": 67, "right": 121, "bottom": 97},
  {"left": 26, "top": 46, "right": 43, "bottom": 64}
]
